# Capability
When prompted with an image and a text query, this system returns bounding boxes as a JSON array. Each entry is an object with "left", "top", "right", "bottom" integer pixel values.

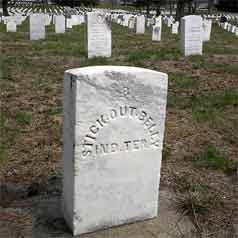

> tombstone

[
  {"left": 167, "top": 17, "right": 173, "bottom": 27},
  {"left": 71, "top": 15, "right": 80, "bottom": 26},
  {"left": 85, "top": 12, "right": 112, "bottom": 58},
  {"left": 152, "top": 25, "right": 161, "bottom": 41},
  {"left": 171, "top": 22, "right": 179, "bottom": 34},
  {"left": 180, "top": 15, "right": 203, "bottom": 56},
  {"left": 62, "top": 66, "right": 168, "bottom": 236},
  {"left": 235, "top": 27, "right": 238, "bottom": 36},
  {"left": 155, "top": 16, "right": 162, "bottom": 26},
  {"left": 128, "top": 17, "right": 135, "bottom": 29},
  {"left": 117, "top": 18, "right": 122, "bottom": 25},
  {"left": 44, "top": 14, "right": 52, "bottom": 26},
  {"left": 30, "top": 14, "right": 45, "bottom": 40},
  {"left": 66, "top": 18, "right": 73, "bottom": 29},
  {"left": 231, "top": 25, "right": 236, "bottom": 34},
  {"left": 227, "top": 23, "right": 232, "bottom": 32},
  {"left": 223, "top": 22, "right": 228, "bottom": 30},
  {"left": 6, "top": 21, "right": 17, "bottom": 32},
  {"left": 136, "top": 15, "right": 145, "bottom": 34},
  {"left": 55, "top": 15, "right": 65, "bottom": 34},
  {"left": 202, "top": 19, "right": 212, "bottom": 41},
  {"left": 123, "top": 14, "right": 130, "bottom": 27}
]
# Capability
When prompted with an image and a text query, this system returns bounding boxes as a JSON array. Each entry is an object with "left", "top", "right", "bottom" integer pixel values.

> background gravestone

[
  {"left": 62, "top": 66, "right": 168, "bottom": 236},
  {"left": 85, "top": 12, "right": 112, "bottom": 58},
  {"left": 180, "top": 15, "right": 203, "bottom": 56},
  {"left": 30, "top": 14, "right": 45, "bottom": 40},
  {"left": 136, "top": 15, "right": 145, "bottom": 34},
  {"left": 202, "top": 19, "right": 212, "bottom": 41},
  {"left": 152, "top": 25, "right": 161, "bottom": 41},
  {"left": 55, "top": 15, "right": 65, "bottom": 34},
  {"left": 6, "top": 21, "right": 17, "bottom": 32}
]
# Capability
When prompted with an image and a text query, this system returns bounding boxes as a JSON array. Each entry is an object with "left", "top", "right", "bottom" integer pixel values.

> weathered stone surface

[
  {"left": 172, "top": 22, "right": 179, "bottom": 34},
  {"left": 136, "top": 15, "right": 145, "bottom": 34},
  {"left": 180, "top": 15, "right": 203, "bottom": 56},
  {"left": 62, "top": 66, "right": 168, "bottom": 236},
  {"left": 202, "top": 19, "right": 212, "bottom": 41},
  {"left": 152, "top": 16, "right": 162, "bottom": 41},
  {"left": 55, "top": 15, "right": 65, "bottom": 34},
  {"left": 152, "top": 25, "right": 161, "bottom": 41},
  {"left": 30, "top": 14, "right": 45, "bottom": 40},
  {"left": 6, "top": 21, "right": 17, "bottom": 32},
  {"left": 85, "top": 12, "right": 112, "bottom": 58}
]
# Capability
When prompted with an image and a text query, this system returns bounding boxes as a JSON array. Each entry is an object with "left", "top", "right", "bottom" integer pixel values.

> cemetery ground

[{"left": 0, "top": 19, "right": 238, "bottom": 237}]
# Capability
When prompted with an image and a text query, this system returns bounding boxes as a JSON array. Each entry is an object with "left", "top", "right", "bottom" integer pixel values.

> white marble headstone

[
  {"left": 152, "top": 25, "right": 161, "bottom": 41},
  {"left": 6, "top": 21, "right": 17, "bottom": 32},
  {"left": 55, "top": 15, "right": 65, "bottom": 33},
  {"left": 30, "top": 14, "right": 45, "bottom": 40},
  {"left": 66, "top": 18, "right": 73, "bottom": 29},
  {"left": 85, "top": 12, "right": 112, "bottom": 58},
  {"left": 128, "top": 17, "right": 135, "bottom": 29},
  {"left": 136, "top": 15, "right": 145, "bottom": 34},
  {"left": 202, "top": 19, "right": 212, "bottom": 41},
  {"left": 172, "top": 22, "right": 179, "bottom": 34},
  {"left": 180, "top": 15, "right": 203, "bottom": 56},
  {"left": 62, "top": 66, "right": 168, "bottom": 236}
]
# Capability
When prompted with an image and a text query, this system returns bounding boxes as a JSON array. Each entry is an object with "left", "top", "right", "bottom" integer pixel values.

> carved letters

[{"left": 81, "top": 106, "right": 160, "bottom": 158}]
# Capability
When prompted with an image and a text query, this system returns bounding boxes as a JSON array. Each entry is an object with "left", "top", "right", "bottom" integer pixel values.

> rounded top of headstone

[
  {"left": 182, "top": 15, "right": 202, "bottom": 21},
  {"left": 65, "top": 66, "right": 167, "bottom": 79}
]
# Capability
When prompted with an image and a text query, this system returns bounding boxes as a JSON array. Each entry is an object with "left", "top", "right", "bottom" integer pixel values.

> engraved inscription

[{"left": 81, "top": 106, "right": 160, "bottom": 158}]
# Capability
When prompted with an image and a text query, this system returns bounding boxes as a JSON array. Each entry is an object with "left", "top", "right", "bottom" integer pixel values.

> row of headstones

[
  {"left": 113, "top": 13, "right": 212, "bottom": 41},
  {"left": 86, "top": 13, "right": 210, "bottom": 58},
  {"left": 6, "top": 5, "right": 65, "bottom": 15},
  {"left": 2, "top": 11, "right": 212, "bottom": 58},
  {"left": 1, "top": 12, "right": 86, "bottom": 36},
  {"left": 203, "top": 14, "right": 238, "bottom": 21},
  {"left": 218, "top": 22, "right": 238, "bottom": 36}
]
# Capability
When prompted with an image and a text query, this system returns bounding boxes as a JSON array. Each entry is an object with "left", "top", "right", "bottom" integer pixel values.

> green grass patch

[
  {"left": 169, "top": 72, "right": 199, "bottom": 89},
  {"left": 15, "top": 111, "right": 32, "bottom": 125},
  {"left": 195, "top": 145, "right": 236, "bottom": 174},
  {"left": 205, "top": 63, "right": 238, "bottom": 75},
  {"left": 191, "top": 89, "right": 238, "bottom": 123},
  {"left": 0, "top": 112, "right": 21, "bottom": 161}
]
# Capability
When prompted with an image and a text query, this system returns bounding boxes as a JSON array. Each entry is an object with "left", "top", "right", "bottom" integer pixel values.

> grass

[
  {"left": 0, "top": 10, "right": 237, "bottom": 234},
  {"left": 169, "top": 72, "right": 199, "bottom": 89},
  {"left": 195, "top": 145, "right": 236, "bottom": 174},
  {"left": 175, "top": 174, "right": 224, "bottom": 216},
  {"left": 0, "top": 112, "right": 21, "bottom": 161},
  {"left": 15, "top": 112, "right": 32, "bottom": 125},
  {"left": 191, "top": 89, "right": 238, "bottom": 127}
]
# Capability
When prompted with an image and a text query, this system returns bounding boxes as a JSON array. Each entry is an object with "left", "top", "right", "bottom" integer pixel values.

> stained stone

[
  {"left": 180, "top": 15, "right": 203, "bottom": 56},
  {"left": 152, "top": 25, "right": 161, "bottom": 41},
  {"left": 62, "top": 66, "right": 168, "bottom": 236},
  {"left": 128, "top": 16, "right": 135, "bottom": 29},
  {"left": 85, "top": 12, "right": 112, "bottom": 58}
]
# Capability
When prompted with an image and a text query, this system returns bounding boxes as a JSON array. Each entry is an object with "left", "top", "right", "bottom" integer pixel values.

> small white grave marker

[
  {"left": 85, "top": 12, "right": 112, "bottom": 58},
  {"left": 62, "top": 66, "right": 168, "bottom": 236},
  {"left": 55, "top": 15, "right": 65, "bottom": 33},
  {"left": 136, "top": 15, "right": 145, "bottom": 34},
  {"left": 6, "top": 21, "right": 17, "bottom": 32},
  {"left": 180, "top": 15, "right": 203, "bottom": 56},
  {"left": 30, "top": 14, "right": 45, "bottom": 40}
]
